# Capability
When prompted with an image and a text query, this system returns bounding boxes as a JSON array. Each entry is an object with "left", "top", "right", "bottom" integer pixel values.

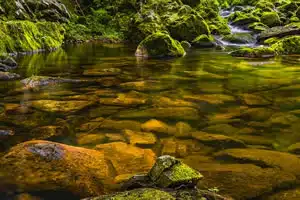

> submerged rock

[
  {"left": 29, "top": 125, "right": 69, "bottom": 140},
  {"left": 95, "top": 142, "right": 156, "bottom": 175},
  {"left": 191, "top": 132, "right": 246, "bottom": 149},
  {"left": 141, "top": 119, "right": 176, "bottom": 136},
  {"left": 116, "top": 107, "right": 200, "bottom": 121},
  {"left": 135, "top": 32, "right": 185, "bottom": 58},
  {"left": 123, "top": 129, "right": 157, "bottom": 147},
  {"left": 0, "top": 140, "right": 114, "bottom": 197},
  {"left": 120, "top": 80, "right": 172, "bottom": 92},
  {"left": 264, "top": 188, "right": 300, "bottom": 200},
  {"left": 29, "top": 100, "right": 93, "bottom": 113},
  {"left": 214, "top": 148, "right": 300, "bottom": 177},
  {"left": 197, "top": 163, "right": 296, "bottom": 200},
  {"left": 21, "top": 76, "right": 83, "bottom": 89},
  {"left": 0, "top": 71, "right": 20, "bottom": 80}
]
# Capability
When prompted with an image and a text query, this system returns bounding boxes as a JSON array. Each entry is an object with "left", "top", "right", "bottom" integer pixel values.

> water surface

[{"left": 1, "top": 42, "right": 300, "bottom": 197}]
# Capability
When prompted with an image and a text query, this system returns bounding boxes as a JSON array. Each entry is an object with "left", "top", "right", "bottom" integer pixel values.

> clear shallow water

[{"left": 2, "top": 42, "right": 300, "bottom": 198}]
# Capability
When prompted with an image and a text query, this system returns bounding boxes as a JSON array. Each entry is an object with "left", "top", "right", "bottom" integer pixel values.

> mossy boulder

[
  {"left": 192, "top": 34, "right": 216, "bottom": 48},
  {"left": 271, "top": 36, "right": 300, "bottom": 55},
  {"left": 168, "top": 13, "right": 210, "bottom": 42},
  {"left": 222, "top": 33, "right": 256, "bottom": 44},
  {"left": 231, "top": 12, "right": 260, "bottom": 27},
  {"left": 0, "top": 140, "right": 114, "bottom": 198},
  {"left": 261, "top": 12, "right": 281, "bottom": 27},
  {"left": 135, "top": 32, "right": 185, "bottom": 58},
  {"left": 230, "top": 47, "right": 275, "bottom": 58},
  {"left": 149, "top": 155, "right": 203, "bottom": 188},
  {"left": 248, "top": 22, "right": 269, "bottom": 33}
]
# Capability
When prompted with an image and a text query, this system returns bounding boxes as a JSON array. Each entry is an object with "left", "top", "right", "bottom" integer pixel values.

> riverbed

[{"left": 1, "top": 42, "right": 300, "bottom": 199}]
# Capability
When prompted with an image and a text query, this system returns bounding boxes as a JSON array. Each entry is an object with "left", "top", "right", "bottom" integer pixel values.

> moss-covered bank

[{"left": 0, "top": 21, "right": 65, "bottom": 55}]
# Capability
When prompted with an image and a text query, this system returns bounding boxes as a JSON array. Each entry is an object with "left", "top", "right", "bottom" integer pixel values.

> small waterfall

[{"left": 216, "top": 6, "right": 257, "bottom": 48}]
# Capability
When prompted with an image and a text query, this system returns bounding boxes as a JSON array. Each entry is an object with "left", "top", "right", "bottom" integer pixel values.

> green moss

[
  {"left": 0, "top": 20, "right": 65, "bottom": 54},
  {"left": 135, "top": 32, "right": 185, "bottom": 58},
  {"left": 261, "top": 12, "right": 281, "bottom": 27},
  {"left": 192, "top": 34, "right": 216, "bottom": 48},
  {"left": 231, "top": 12, "right": 260, "bottom": 26},
  {"left": 168, "top": 13, "right": 210, "bottom": 42},
  {"left": 230, "top": 47, "right": 275, "bottom": 58},
  {"left": 181, "top": 41, "right": 191, "bottom": 50},
  {"left": 248, "top": 22, "right": 268, "bottom": 33},
  {"left": 255, "top": 0, "right": 275, "bottom": 11},
  {"left": 156, "top": 163, "right": 203, "bottom": 188},
  {"left": 264, "top": 37, "right": 279, "bottom": 45},
  {"left": 87, "top": 188, "right": 176, "bottom": 200},
  {"left": 272, "top": 36, "right": 300, "bottom": 54}
]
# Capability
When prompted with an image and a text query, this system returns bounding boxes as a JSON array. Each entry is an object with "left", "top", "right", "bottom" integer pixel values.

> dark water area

[{"left": 2, "top": 42, "right": 300, "bottom": 199}]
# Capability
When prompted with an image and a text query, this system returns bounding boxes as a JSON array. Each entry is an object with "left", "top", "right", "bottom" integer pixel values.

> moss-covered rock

[
  {"left": 231, "top": 12, "right": 260, "bottom": 27},
  {"left": 149, "top": 155, "right": 203, "bottom": 188},
  {"left": 271, "top": 36, "right": 300, "bottom": 54},
  {"left": 135, "top": 32, "right": 185, "bottom": 58},
  {"left": 222, "top": 33, "right": 256, "bottom": 44},
  {"left": 248, "top": 22, "right": 269, "bottom": 33},
  {"left": 83, "top": 188, "right": 176, "bottom": 200},
  {"left": 261, "top": 12, "right": 281, "bottom": 27},
  {"left": 168, "top": 13, "right": 210, "bottom": 42},
  {"left": 0, "top": 21, "right": 65, "bottom": 54},
  {"left": 258, "top": 25, "right": 300, "bottom": 43},
  {"left": 230, "top": 46, "right": 275, "bottom": 58},
  {"left": 180, "top": 40, "right": 191, "bottom": 50},
  {"left": 192, "top": 34, "right": 216, "bottom": 48}
]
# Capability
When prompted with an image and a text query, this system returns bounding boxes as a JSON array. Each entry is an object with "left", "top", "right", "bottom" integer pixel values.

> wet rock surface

[{"left": 0, "top": 140, "right": 114, "bottom": 198}]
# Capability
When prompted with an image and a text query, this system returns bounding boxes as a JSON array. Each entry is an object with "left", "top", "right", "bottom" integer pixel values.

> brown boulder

[{"left": 0, "top": 140, "right": 114, "bottom": 198}]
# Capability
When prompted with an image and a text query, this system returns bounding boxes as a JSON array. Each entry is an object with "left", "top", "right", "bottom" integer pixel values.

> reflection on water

[{"left": 2, "top": 42, "right": 300, "bottom": 198}]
